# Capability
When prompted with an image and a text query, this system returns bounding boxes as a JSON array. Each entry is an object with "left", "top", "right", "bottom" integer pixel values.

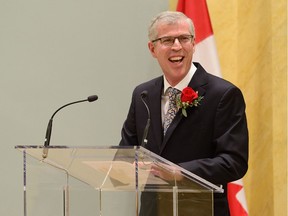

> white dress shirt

[{"left": 161, "top": 64, "right": 197, "bottom": 126}]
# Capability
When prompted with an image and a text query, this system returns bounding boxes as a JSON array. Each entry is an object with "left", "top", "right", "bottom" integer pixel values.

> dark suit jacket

[{"left": 120, "top": 63, "right": 249, "bottom": 216}]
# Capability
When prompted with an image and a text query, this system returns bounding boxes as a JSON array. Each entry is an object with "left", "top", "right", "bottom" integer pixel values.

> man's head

[{"left": 148, "top": 11, "right": 196, "bottom": 87}]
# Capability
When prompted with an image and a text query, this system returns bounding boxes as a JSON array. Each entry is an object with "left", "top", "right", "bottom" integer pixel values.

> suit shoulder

[
  {"left": 194, "top": 62, "right": 235, "bottom": 90},
  {"left": 133, "top": 76, "right": 163, "bottom": 94},
  {"left": 194, "top": 63, "right": 244, "bottom": 98},
  {"left": 203, "top": 70, "right": 240, "bottom": 92},
  {"left": 205, "top": 74, "right": 246, "bottom": 108}
]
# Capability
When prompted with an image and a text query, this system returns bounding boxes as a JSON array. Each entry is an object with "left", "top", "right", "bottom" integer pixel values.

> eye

[
  {"left": 161, "top": 37, "right": 174, "bottom": 45},
  {"left": 179, "top": 35, "right": 191, "bottom": 43}
]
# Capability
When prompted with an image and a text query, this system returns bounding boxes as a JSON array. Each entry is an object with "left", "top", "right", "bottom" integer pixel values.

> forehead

[{"left": 156, "top": 20, "right": 191, "bottom": 37}]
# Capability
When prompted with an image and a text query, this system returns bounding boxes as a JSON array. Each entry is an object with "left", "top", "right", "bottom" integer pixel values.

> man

[{"left": 120, "top": 11, "right": 248, "bottom": 216}]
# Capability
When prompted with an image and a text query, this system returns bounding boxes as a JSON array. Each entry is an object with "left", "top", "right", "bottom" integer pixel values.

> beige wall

[{"left": 169, "top": 1, "right": 287, "bottom": 215}]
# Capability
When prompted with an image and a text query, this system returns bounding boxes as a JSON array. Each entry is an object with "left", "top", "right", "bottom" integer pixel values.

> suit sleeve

[{"left": 179, "top": 86, "right": 249, "bottom": 184}]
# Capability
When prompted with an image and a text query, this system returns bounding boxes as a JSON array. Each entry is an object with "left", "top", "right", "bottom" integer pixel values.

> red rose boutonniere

[{"left": 176, "top": 87, "right": 204, "bottom": 117}]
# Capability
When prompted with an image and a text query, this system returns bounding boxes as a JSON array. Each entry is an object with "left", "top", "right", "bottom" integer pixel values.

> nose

[{"left": 171, "top": 38, "right": 182, "bottom": 50}]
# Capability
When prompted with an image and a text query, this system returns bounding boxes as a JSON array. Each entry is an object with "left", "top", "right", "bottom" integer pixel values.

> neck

[{"left": 166, "top": 76, "right": 184, "bottom": 87}]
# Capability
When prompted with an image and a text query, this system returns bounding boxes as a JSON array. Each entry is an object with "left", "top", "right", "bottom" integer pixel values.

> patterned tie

[{"left": 163, "top": 87, "right": 180, "bottom": 135}]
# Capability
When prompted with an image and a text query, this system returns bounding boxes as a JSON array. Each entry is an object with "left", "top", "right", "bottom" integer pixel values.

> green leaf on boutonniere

[{"left": 182, "top": 108, "right": 187, "bottom": 117}]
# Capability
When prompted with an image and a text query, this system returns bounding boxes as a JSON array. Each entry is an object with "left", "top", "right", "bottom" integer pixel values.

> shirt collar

[{"left": 163, "top": 63, "right": 197, "bottom": 95}]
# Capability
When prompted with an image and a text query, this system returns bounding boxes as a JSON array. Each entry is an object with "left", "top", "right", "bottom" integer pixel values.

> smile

[{"left": 169, "top": 56, "right": 184, "bottom": 63}]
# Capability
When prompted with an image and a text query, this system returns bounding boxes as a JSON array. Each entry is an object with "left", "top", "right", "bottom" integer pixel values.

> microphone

[
  {"left": 42, "top": 95, "right": 98, "bottom": 159},
  {"left": 140, "top": 91, "right": 151, "bottom": 148}
]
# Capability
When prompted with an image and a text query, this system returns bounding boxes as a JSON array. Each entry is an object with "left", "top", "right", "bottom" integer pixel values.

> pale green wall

[{"left": 0, "top": 1, "right": 168, "bottom": 215}]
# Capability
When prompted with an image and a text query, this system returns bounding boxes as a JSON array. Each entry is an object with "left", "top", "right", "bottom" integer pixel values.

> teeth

[
  {"left": 170, "top": 57, "right": 182, "bottom": 61},
  {"left": 169, "top": 57, "right": 183, "bottom": 62}
]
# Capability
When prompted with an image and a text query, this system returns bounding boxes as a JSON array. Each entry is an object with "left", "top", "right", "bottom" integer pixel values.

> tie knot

[{"left": 167, "top": 87, "right": 180, "bottom": 100}]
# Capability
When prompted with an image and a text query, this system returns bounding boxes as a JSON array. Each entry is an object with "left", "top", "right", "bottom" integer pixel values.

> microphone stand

[
  {"left": 140, "top": 91, "right": 150, "bottom": 148},
  {"left": 42, "top": 95, "right": 98, "bottom": 159}
]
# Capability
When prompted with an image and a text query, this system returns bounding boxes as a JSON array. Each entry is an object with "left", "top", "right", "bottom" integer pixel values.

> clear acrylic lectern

[{"left": 15, "top": 145, "right": 223, "bottom": 216}]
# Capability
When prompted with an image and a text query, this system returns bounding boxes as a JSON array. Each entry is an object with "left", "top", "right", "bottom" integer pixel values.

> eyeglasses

[{"left": 151, "top": 35, "right": 194, "bottom": 46}]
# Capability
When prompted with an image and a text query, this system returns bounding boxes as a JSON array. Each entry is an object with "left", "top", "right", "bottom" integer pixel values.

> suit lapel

[
  {"left": 189, "top": 63, "right": 209, "bottom": 91},
  {"left": 161, "top": 112, "right": 183, "bottom": 152},
  {"left": 148, "top": 77, "right": 164, "bottom": 152},
  {"left": 160, "top": 63, "right": 208, "bottom": 153}
]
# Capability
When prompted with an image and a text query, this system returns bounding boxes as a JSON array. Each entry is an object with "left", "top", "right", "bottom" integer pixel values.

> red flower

[
  {"left": 181, "top": 87, "right": 199, "bottom": 103},
  {"left": 176, "top": 87, "right": 204, "bottom": 117}
]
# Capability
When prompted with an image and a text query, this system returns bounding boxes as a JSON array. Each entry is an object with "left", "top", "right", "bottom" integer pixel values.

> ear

[{"left": 148, "top": 41, "right": 157, "bottom": 58}]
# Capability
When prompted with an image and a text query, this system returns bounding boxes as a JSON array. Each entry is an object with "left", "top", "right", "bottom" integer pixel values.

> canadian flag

[
  {"left": 228, "top": 179, "right": 249, "bottom": 215},
  {"left": 176, "top": 0, "right": 249, "bottom": 215}
]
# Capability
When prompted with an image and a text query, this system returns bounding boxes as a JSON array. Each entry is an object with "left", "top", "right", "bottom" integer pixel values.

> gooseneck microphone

[
  {"left": 42, "top": 95, "right": 98, "bottom": 159},
  {"left": 140, "top": 91, "right": 151, "bottom": 148}
]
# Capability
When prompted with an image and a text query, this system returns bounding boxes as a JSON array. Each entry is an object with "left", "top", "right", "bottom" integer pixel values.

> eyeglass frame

[{"left": 151, "top": 34, "right": 194, "bottom": 46}]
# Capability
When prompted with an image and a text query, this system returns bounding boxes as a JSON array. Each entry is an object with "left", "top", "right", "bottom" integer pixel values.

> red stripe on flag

[
  {"left": 227, "top": 183, "right": 249, "bottom": 216},
  {"left": 176, "top": 0, "right": 213, "bottom": 44}
]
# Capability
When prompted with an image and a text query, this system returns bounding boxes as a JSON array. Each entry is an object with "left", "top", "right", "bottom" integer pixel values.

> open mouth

[{"left": 169, "top": 56, "right": 184, "bottom": 63}]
